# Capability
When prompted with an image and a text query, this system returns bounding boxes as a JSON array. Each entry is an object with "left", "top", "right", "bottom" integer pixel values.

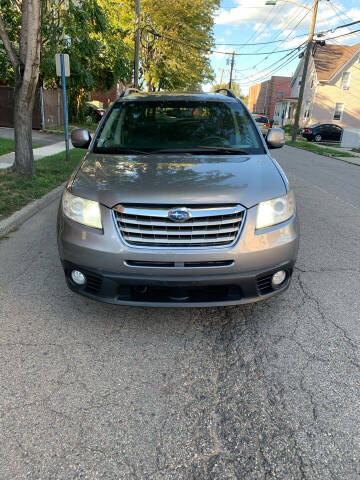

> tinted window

[
  {"left": 255, "top": 116, "right": 269, "bottom": 123},
  {"left": 94, "top": 101, "right": 265, "bottom": 154}
]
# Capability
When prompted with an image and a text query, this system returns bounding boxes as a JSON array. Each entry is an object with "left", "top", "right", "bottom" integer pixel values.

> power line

[
  {"left": 240, "top": 27, "right": 360, "bottom": 86},
  {"left": 328, "top": 0, "right": 354, "bottom": 24},
  {"left": 324, "top": 28, "right": 360, "bottom": 41},
  {"left": 214, "top": 34, "right": 308, "bottom": 46},
  {"left": 235, "top": 45, "right": 306, "bottom": 85},
  {"left": 146, "top": 29, "right": 304, "bottom": 56},
  {"left": 250, "top": 7, "right": 311, "bottom": 70},
  {"left": 233, "top": 2, "right": 278, "bottom": 54},
  {"left": 235, "top": 48, "right": 305, "bottom": 86},
  {"left": 213, "top": 20, "right": 360, "bottom": 47},
  {"left": 248, "top": 1, "right": 289, "bottom": 50},
  {"left": 251, "top": 0, "right": 311, "bottom": 56}
]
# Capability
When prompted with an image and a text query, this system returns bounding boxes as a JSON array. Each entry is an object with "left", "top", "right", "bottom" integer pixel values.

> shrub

[{"left": 281, "top": 124, "right": 301, "bottom": 135}]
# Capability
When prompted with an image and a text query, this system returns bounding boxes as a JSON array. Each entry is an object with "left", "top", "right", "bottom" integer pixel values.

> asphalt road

[
  {"left": 0, "top": 146, "right": 359, "bottom": 479},
  {"left": 0, "top": 127, "right": 63, "bottom": 147}
]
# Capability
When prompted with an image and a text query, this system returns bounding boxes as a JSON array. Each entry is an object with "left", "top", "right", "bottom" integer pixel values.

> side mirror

[
  {"left": 71, "top": 128, "right": 91, "bottom": 149},
  {"left": 266, "top": 128, "right": 285, "bottom": 149}
]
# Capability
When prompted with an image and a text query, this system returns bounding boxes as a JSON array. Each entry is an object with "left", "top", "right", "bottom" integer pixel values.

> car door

[
  {"left": 331, "top": 125, "right": 342, "bottom": 141},
  {"left": 320, "top": 125, "right": 331, "bottom": 141}
]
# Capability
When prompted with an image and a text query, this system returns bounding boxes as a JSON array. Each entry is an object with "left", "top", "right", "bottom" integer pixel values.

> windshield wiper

[
  {"left": 197, "top": 146, "right": 249, "bottom": 154},
  {"left": 151, "top": 146, "right": 249, "bottom": 155},
  {"left": 94, "top": 147, "right": 151, "bottom": 155}
]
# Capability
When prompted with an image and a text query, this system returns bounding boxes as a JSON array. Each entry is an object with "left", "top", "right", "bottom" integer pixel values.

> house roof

[{"left": 313, "top": 43, "right": 360, "bottom": 82}]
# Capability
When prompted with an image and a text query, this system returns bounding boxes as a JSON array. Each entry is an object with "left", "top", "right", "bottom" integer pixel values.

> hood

[{"left": 70, "top": 153, "right": 287, "bottom": 209}]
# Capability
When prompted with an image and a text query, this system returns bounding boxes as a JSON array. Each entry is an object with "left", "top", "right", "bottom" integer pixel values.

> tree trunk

[
  {"left": 0, "top": 0, "right": 42, "bottom": 176},
  {"left": 147, "top": 77, "right": 153, "bottom": 92},
  {"left": 12, "top": 70, "right": 36, "bottom": 176}
]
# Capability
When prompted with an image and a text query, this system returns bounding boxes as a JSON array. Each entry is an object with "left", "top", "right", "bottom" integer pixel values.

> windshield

[{"left": 93, "top": 100, "right": 265, "bottom": 154}]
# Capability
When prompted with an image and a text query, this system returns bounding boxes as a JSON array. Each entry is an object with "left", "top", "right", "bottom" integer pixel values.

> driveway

[
  {"left": 0, "top": 127, "right": 63, "bottom": 147},
  {"left": 0, "top": 146, "right": 359, "bottom": 479}
]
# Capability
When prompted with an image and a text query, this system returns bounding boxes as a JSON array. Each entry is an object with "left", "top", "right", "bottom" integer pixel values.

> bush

[{"left": 281, "top": 124, "right": 301, "bottom": 136}]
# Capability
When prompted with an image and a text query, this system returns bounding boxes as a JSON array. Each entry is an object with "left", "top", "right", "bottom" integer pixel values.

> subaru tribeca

[{"left": 57, "top": 89, "right": 299, "bottom": 306}]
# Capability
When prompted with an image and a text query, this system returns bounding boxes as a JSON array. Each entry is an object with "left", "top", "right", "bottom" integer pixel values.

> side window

[
  {"left": 340, "top": 72, "right": 351, "bottom": 90},
  {"left": 333, "top": 103, "right": 345, "bottom": 121},
  {"left": 303, "top": 101, "right": 311, "bottom": 118}
]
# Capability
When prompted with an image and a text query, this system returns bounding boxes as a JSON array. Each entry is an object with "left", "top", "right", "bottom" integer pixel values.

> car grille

[{"left": 113, "top": 204, "right": 246, "bottom": 248}]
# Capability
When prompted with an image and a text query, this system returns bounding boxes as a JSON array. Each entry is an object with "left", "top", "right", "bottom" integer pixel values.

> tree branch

[{"left": 0, "top": 10, "right": 19, "bottom": 68}]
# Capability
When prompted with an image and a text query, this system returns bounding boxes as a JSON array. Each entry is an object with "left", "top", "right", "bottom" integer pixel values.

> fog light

[
  {"left": 271, "top": 270, "right": 286, "bottom": 288},
  {"left": 71, "top": 270, "right": 86, "bottom": 285}
]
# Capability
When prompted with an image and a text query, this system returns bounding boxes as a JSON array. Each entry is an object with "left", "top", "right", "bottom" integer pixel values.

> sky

[{"left": 209, "top": 0, "right": 360, "bottom": 93}]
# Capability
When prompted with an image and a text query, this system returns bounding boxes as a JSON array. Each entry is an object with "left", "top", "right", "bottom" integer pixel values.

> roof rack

[
  {"left": 214, "top": 88, "right": 237, "bottom": 99},
  {"left": 120, "top": 87, "right": 142, "bottom": 98}
]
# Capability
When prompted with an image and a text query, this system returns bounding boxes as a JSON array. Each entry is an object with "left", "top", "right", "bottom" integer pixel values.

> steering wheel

[{"left": 202, "top": 135, "right": 227, "bottom": 145}]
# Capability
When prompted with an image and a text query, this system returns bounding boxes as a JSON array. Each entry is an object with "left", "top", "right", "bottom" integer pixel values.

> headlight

[
  {"left": 62, "top": 190, "right": 102, "bottom": 229},
  {"left": 256, "top": 190, "right": 295, "bottom": 229}
]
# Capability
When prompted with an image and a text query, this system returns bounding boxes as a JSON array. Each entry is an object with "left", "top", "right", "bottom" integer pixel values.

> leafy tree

[
  {"left": 116, "top": 0, "right": 220, "bottom": 91},
  {"left": 40, "top": 0, "right": 131, "bottom": 120}
]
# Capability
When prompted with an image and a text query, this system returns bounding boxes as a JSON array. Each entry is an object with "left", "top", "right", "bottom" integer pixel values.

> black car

[
  {"left": 84, "top": 102, "right": 106, "bottom": 123},
  {"left": 301, "top": 124, "right": 343, "bottom": 143}
]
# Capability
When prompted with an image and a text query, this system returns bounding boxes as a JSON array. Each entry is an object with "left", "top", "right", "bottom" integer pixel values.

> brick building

[
  {"left": 92, "top": 83, "right": 125, "bottom": 108},
  {"left": 248, "top": 76, "right": 292, "bottom": 121}
]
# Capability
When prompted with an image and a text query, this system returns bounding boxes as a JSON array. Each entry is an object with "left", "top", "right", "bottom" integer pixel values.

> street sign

[{"left": 55, "top": 53, "right": 70, "bottom": 77}]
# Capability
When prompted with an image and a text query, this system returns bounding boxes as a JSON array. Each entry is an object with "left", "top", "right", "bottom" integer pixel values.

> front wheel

[{"left": 314, "top": 134, "right": 322, "bottom": 143}]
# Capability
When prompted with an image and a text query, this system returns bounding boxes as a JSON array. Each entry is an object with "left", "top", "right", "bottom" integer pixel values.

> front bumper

[
  {"left": 57, "top": 201, "right": 299, "bottom": 307},
  {"left": 63, "top": 260, "right": 294, "bottom": 307}
]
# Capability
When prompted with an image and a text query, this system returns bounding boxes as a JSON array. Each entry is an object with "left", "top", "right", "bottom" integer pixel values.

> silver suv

[{"left": 57, "top": 89, "right": 299, "bottom": 306}]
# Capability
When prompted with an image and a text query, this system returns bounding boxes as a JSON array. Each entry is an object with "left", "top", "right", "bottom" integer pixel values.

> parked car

[
  {"left": 84, "top": 102, "right": 106, "bottom": 123},
  {"left": 301, "top": 124, "right": 343, "bottom": 143},
  {"left": 58, "top": 90, "right": 299, "bottom": 307},
  {"left": 253, "top": 114, "right": 271, "bottom": 137}
]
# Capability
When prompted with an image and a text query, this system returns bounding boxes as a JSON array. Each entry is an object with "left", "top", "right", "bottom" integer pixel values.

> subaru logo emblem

[{"left": 168, "top": 207, "right": 191, "bottom": 223}]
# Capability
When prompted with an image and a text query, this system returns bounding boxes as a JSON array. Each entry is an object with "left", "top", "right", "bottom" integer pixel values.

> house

[
  {"left": 248, "top": 76, "right": 292, "bottom": 121},
  {"left": 274, "top": 42, "right": 360, "bottom": 128}
]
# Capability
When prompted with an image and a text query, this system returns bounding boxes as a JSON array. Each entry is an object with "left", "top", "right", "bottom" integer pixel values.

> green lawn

[
  {"left": 0, "top": 137, "right": 40, "bottom": 156},
  {"left": 285, "top": 141, "right": 356, "bottom": 158},
  {"left": 0, "top": 149, "right": 85, "bottom": 218},
  {"left": 352, "top": 148, "right": 360, "bottom": 153}
]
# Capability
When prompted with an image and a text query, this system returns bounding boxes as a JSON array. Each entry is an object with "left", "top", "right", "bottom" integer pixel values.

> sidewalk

[
  {"left": 315, "top": 143, "right": 360, "bottom": 157},
  {"left": 285, "top": 135, "right": 360, "bottom": 166},
  {"left": 0, "top": 141, "right": 73, "bottom": 170}
]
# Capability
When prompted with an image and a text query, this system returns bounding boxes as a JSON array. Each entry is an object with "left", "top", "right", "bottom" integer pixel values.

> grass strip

[
  {"left": 0, "top": 137, "right": 40, "bottom": 156},
  {"left": 285, "top": 141, "right": 356, "bottom": 158},
  {"left": 0, "top": 149, "right": 85, "bottom": 218}
]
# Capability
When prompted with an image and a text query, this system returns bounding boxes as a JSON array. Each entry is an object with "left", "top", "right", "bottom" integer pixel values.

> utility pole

[
  {"left": 134, "top": 0, "right": 140, "bottom": 89},
  {"left": 228, "top": 51, "right": 235, "bottom": 89},
  {"left": 291, "top": 0, "right": 319, "bottom": 141},
  {"left": 219, "top": 68, "right": 224, "bottom": 85}
]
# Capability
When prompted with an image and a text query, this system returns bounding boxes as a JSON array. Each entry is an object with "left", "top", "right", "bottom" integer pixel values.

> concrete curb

[
  {"left": 0, "top": 183, "right": 65, "bottom": 236},
  {"left": 324, "top": 153, "right": 360, "bottom": 167}
]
